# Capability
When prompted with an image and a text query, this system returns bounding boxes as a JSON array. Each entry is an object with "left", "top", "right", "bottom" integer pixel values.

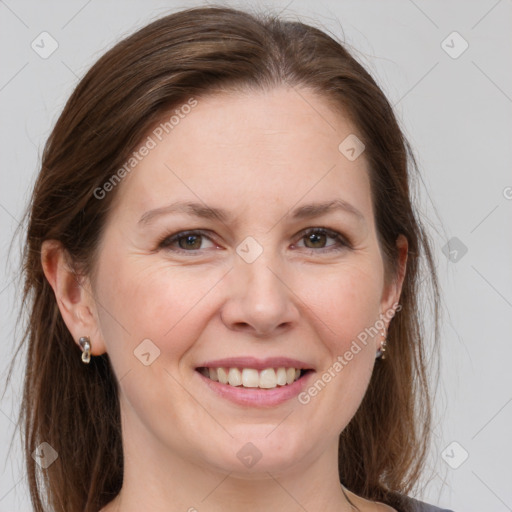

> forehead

[{"left": 111, "top": 86, "right": 373, "bottom": 223}]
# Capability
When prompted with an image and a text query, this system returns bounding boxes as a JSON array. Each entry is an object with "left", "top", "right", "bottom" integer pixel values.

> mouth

[
  {"left": 194, "top": 356, "right": 316, "bottom": 406},
  {"left": 196, "top": 366, "right": 314, "bottom": 390}
]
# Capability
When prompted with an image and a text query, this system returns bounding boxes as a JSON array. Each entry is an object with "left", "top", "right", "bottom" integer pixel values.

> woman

[{"left": 10, "top": 5, "right": 452, "bottom": 512}]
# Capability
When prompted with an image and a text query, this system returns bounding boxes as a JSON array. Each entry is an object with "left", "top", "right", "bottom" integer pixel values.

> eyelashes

[
  {"left": 293, "top": 227, "right": 352, "bottom": 252},
  {"left": 159, "top": 230, "right": 216, "bottom": 252},
  {"left": 157, "top": 227, "right": 352, "bottom": 255}
]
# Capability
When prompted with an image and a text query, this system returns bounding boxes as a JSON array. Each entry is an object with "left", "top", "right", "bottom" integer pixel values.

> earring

[
  {"left": 78, "top": 336, "right": 91, "bottom": 364},
  {"left": 376, "top": 329, "right": 387, "bottom": 360}
]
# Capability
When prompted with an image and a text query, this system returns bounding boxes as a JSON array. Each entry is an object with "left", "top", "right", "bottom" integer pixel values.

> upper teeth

[{"left": 200, "top": 367, "right": 302, "bottom": 389}]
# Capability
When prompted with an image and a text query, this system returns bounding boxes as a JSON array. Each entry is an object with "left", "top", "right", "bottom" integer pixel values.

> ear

[
  {"left": 41, "top": 239, "right": 107, "bottom": 357},
  {"left": 379, "top": 234, "right": 408, "bottom": 329}
]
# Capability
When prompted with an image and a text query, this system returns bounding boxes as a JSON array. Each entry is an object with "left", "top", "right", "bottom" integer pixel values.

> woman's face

[{"left": 88, "top": 86, "right": 405, "bottom": 476}]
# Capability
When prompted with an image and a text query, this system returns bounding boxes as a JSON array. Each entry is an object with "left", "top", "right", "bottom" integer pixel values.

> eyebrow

[{"left": 138, "top": 198, "right": 365, "bottom": 226}]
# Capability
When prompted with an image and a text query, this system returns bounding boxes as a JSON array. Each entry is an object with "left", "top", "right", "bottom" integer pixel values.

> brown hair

[{"left": 6, "top": 5, "right": 440, "bottom": 512}]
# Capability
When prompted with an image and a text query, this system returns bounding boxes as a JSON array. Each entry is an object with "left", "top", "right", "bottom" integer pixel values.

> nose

[{"left": 220, "top": 253, "right": 300, "bottom": 338}]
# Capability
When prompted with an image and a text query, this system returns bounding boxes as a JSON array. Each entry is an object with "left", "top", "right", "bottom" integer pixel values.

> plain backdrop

[{"left": 1, "top": 1, "right": 511, "bottom": 511}]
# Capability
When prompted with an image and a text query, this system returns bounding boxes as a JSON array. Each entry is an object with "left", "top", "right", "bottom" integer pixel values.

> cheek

[
  {"left": 92, "top": 253, "right": 228, "bottom": 447},
  {"left": 296, "top": 260, "right": 383, "bottom": 355},
  {"left": 93, "top": 250, "right": 227, "bottom": 368},
  {"left": 293, "top": 265, "right": 380, "bottom": 432}
]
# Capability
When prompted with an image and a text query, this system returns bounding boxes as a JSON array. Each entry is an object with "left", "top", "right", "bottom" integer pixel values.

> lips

[{"left": 195, "top": 356, "right": 314, "bottom": 392}]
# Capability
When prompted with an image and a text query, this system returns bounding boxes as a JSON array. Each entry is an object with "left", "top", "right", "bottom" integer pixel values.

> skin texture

[{"left": 42, "top": 86, "right": 407, "bottom": 512}]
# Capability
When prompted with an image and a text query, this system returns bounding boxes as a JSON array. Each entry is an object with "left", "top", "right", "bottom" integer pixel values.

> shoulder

[
  {"left": 342, "top": 488, "right": 454, "bottom": 512},
  {"left": 413, "top": 503, "right": 454, "bottom": 512},
  {"left": 374, "top": 503, "right": 398, "bottom": 511},
  {"left": 342, "top": 487, "right": 398, "bottom": 511},
  {"left": 402, "top": 495, "right": 455, "bottom": 512}
]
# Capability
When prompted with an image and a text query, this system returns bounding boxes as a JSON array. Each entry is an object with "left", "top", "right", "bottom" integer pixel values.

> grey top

[
  {"left": 415, "top": 503, "right": 454, "bottom": 512},
  {"left": 404, "top": 496, "right": 454, "bottom": 512}
]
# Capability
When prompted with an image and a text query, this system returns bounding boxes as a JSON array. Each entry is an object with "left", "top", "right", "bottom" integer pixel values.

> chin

[{"left": 197, "top": 428, "right": 313, "bottom": 477}]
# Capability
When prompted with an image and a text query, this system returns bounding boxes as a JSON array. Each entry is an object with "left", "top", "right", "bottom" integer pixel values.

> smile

[
  {"left": 194, "top": 356, "right": 315, "bottom": 406},
  {"left": 196, "top": 366, "right": 310, "bottom": 390}
]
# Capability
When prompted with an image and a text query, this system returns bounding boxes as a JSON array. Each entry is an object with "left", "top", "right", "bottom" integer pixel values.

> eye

[
  {"left": 158, "top": 227, "right": 351, "bottom": 255},
  {"left": 294, "top": 227, "right": 351, "bottom": 252},
  {"left": 158, "top": 230, "right": 217, "bottom": 252}
]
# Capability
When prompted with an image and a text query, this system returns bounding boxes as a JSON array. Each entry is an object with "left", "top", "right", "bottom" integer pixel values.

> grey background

[{"left": 1, "top": 0, "right": 511, "bottom": 511}]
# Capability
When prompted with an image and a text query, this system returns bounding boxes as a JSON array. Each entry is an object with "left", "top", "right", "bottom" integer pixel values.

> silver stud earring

[
  {"left": 79, "top": 336, "right": 91, "bottom": 364},
  {"left": 376, "top": 329, "right": 387, "bottom": 360}
]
